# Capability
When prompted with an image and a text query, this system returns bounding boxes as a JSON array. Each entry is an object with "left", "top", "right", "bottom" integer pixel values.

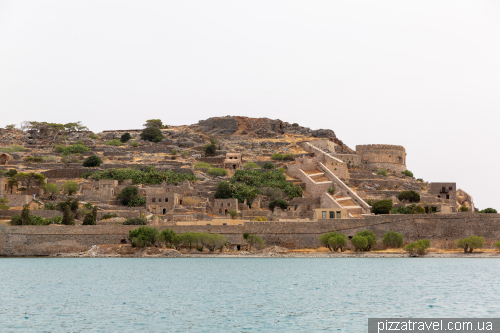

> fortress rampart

[
  {"left": 355, "top": 144, "right": 407, "bottom": 172},
  {"left": 1, "top": 214, "right": 500, "bottom": 256}
]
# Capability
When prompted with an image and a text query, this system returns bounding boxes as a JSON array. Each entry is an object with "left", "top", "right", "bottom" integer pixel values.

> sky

[{"left": 0, "top": 0, "right": 499, "bottom": 209}]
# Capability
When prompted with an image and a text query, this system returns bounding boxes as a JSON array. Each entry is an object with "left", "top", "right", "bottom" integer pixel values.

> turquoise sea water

[{"left": 0, "top": 258, "right": 499, "bottom": 332}]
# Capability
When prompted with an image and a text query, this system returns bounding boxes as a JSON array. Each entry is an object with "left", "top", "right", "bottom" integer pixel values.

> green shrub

[
  {"left": 227, "top": 210, "right": 238, "bottom": 219},
  {"left": 128, "top": 226, "right": 160, "bottom": 247},
  {"left": 62, "top": 181, "right": 78, "bottom": 195},
  {"left": 351, "top": 230, "right": 377, "bottom": 251},
  {"left": 495, "top": 241, "right": 500, "bottom": 251},
  {"left": 0, "top": 145, "right": 26, "bottom": 153},
  {"left": 283, "top": 154, "right": 295, "bottom": 161},
  {"left": 130, "top": 141, "right": 139, "bottom": 147},
  {"left": 403, "top": 239, "right": 430, "bottom": 256},
  {"left": 397, "top": 190, "right": 420, "bottom": 203},
  {"left": 478, "top": 208, "right": 497, "bottom": 213},
  {"left": 105, "top": 139, "right": 122, "bottom": 146},
  {"left": 262, "top": 162, "right": 275, "bottom": 169},
  {"left": 459, "top": 206, "right": 469, "bottom": 212},
  {"left": 81, "top": 167, "right": 198, "bottom": 185},
  {"left": 116, "top": 186, "right": 139, "bottom": 206},
  {"left": 319, "top": 232, "right": 346, "bottom": 251},
  {"left": 45, "top": 183, "right": 60, "bottom": 200},
  {"left": 215, "top": 182, "right": 233, "bottom": 199},
  {"left": 269, "top": 199, "right": 289, "bottom": 210},
  {"left": 203, "top": 144, "right": 217, "bottom": 157},
  {"left": 277, "top": 167, "right": 286, "bottom": 173},
  {"left": 171, "top": 149, "right": 178, "bottom": 155},
  {"left": 61, "top": 144, "right": 90, "bottom": 156},
  {"left": 194, "top": 162, "right": 212, "bottom": 169},
  {"left": 456, "top": 235, "right": 484, "bottom": 253},
  {"left": 24, "top": 156, "right": 44, "bottom": 163},
  {"left": 292, "top": 123, "right": 299, "bottom": 127},
  {"left": 382, "top": 230, "right": 404, "bottom": 248},
  {"left": 102, "top": 213, "right": 117, "bottom": 220},
  {"left": 44, "top": 203, "right": 56, "bottom": 210},
  {"left": 89, "top": 133, "right": 99, "bottom": 140},
  {"left": 377, "top": 168, "right": 388, "bottom": 177},
  {"left": 181, "top": 151, "right": 189, "bottom": 157},
  {"left": 82, "top": 155, "right": 103, "bottom": 168},
  {"left": 416, "top": 178, "right": 423, "bottom": 182},
  {"left": 62, "top": 205, "right": 75, "bottom": 225},
  {"left": 242, "top": 162, "right": 258, "bottom": 169},
  {"left": 207, "top": 168, "right": 228, "bottom": 177},
  {"left": 372, "top": 200, "right": 393, "bottom": 214},
  {"left": 411, "top": 205, "right": 425, "bottom": 214},
  {"left": 246, "top": 234, "right": 265, "bottom": 251},
  {"left": 123, "top": 217, "right": 147, "bottom": 225},
  {"left": 401, "top": 170, "right": 413, "bottom": 177},
  {"left": 120, "top": 133, "right": 131, "bottom": 143},
  {"left": 83, "top": 212, "right": 96, "bottom": 225},
  {"left": 271, "top": 153, "right": 284, "bottom": 161},
  {"left": 0, "top": 198, "right": 9, "bottom": 210},
  {"left": 140, "top": 127, "right": 164, "bottom": 142},
  {"left": 328, "top": 187, "right": 336, "bottom": 195},
  {"left": 57, "top": 198, "right": 79, "bottom": 212}
]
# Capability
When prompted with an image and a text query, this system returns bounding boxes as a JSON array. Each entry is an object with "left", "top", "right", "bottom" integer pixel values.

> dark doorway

[
  {"left": 237, "top": 245, "right": 241, "bottom": 251},
  {"left": 163, "top": 208, "right": 166, "bottom": 214}
]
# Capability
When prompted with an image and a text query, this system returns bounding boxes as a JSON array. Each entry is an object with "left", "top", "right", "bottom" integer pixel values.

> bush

[
  {"left": 105, "top": 139, "right": 122, "bottom": 146},
  {"left": 45, "top": 183, "right": 60, "bottom": 200},
  {"left": 459, "top": 206, "right": 469, "bottom": 212},
  {"left": 456, "top": 235, "right": 484, "bottom": 253},
  {"left": 181, "top": 151, "right": 189, "bottom": 157},
  {"left": 271, "top": 153, "right": 284, "bottom": 161},
  {"left": 61, "top": 144, "right": 90, "bottom": 156},
  {"left": 292, "top": 123, "right": 299, "bottom": 127},
  {"left": 277, "top": 167, "right": 286, "bottom": 173},
  {"left": 123, "top": 217, "right": 147, "bottom": 225},
  {"left": 377, "top": 168, "right": 388, "bottom": 177},
  {"left": 0, "top": 145, "right": 26, "bottom": 153},
  {"left": 171, "top": 149, "right": 177, "bottom": 155},
  {"left": 130, "top": 141, "right": 139, "bottom": 147},
  {"left": 143, "top": 119, "right": 166, "bottom": 129},
  {"left": 382, "top": 231, "right": 404, "bottom": 248},
  {"left": 83, "top": 212, "right": 96, "bottom": 225},
  {"left": 252, "top": 216, "right": 268, "bottom": 221},
  {"left": 416, "top": 178, "right": 423, "bottom": 182},
  {"left": 495, "top": 241, "right": 500, "bottom": 251},
  {"left": 57, "top": 198, "right": 79, "bottom": 212},
  {"left": 411, "top": 205, "right": 425, "bottom": 214},
  {"left": 260, "top": 187, "right": 284, "bottom": 199},
  {"left": 403, "top": 239, "right": 431, "bottom": 256},
  {"left": 62, "top": 181, "right": 78, "bottom": 195},
  {"left": 0, "top": 198, "right": 9, "bottom": 210},
  {"left": 328, "top": 187, "right": 336, "bottom": 195},
  {"left": 101, "top": 213, "right": 117, "bottom": 220},
  {"left": 351, "top": 230, "right": 377, "bottom": 251},
  {"left": 82, "top": 167, "right": 198, "bottom": 185},
  {"left": 397, "top": 190, "right": 420, "bottom": 203},
  {"left": 128, "top": 226, "right": 160, "bottom": 247},
  {"left": 44, "top": 203, "right": 56, "bottom": 210},
  {"left": 215, "top": 182, "right": 233, "bottom": 199},
  {"left": 62, "top": 205, "right": 75, "bottom": 225},
  {"left": 243, "top": 162, "right": 259, "bottom": 169},
  {"left": 194, "top": 162, "right": 212, "bottom": 169},
  {"left": 89, "top": 133, "right": 99, "bottom": 140},
  {"left": 401, "top": 170, "right": 413, "bottom": 177},
  {"left": 207, "top": 168, "right": 228, "bottom": 177},
  {"left": 120, "top": 133, "right": 131, "bottom": 143},
  {"left": 262, "top": 162, "right": 275, "bottom": 169},
  {"left": 203, "top": 144, "right": 217, "bottom": 157},
  {"left": 478, "top": 208, "right": 497, "bottom": 213},
  {"left": 116, "top": 186, "right": 139, "bottom": 206},
  {"left": 140, "top": 127, "right": 164, "bottom": 142},
  {"left": 82, "top": 155, "right": 103, "bottom": 168},
  {"left": 283, "top": 154, "right": 295, "bottom": 161},
  {"left": 269, "top": 199, "right": 289, "bottom": 210},
  {"left": 319, "top": 232, "right": 346, "bottom": 251},
  {"left": 246, "top": 234, "right": 265, "bottom": 251},
  {"left": 372, "top": 200, "right": 393, "bottom": 214},
  {"left": 227, "top": 210, "right": 238, "bottom": 219}
]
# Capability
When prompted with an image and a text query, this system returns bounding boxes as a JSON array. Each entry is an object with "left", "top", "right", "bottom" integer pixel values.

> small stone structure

[
  {"left": 224, "top": 153, "right": 242, "bottom": 170},
  {"left": 146, "top": 188, "right": 183, "bottom": 215},
  {"left": 313, "top": 208, "right": 348, "bottom": 220},
  {"left": 213, "top": 198, "right": 239, "bottom": 215},
  {"left": 429, "top": 182, "right": 457, "bottom": 201},
  {"left": 355, "top": 144, "right": 406, "bottom": 172},
  {"left": 0, "top": 153, "right": 12, "bottom": 165}
]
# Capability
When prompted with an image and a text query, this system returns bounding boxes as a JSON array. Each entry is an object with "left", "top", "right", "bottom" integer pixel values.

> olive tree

[
  {"left": 199, "top": 233, "right": 227, "bottom": 252},
  {"left": 456, "top": 235, "right": 484, "bottom": 253}
]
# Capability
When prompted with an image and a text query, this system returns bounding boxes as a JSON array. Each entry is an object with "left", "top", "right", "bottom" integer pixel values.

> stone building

[
  {"left": 146, "top": 188, "right": 183, "bottom": 215},
  {"left": 355, "top": 144, "right": 407, "bottom": 172},
  {"left": 313, "top": 208, "right": 348, "bottom": 220},
  {"left": 224, "top": 153, "right": 242, "bottom": 170},
  {"left": 213, "top": 198, "right": 239, "bottom": 215},
  {"left": 429, "top": 182, "right": 456, "bottom": 201}
]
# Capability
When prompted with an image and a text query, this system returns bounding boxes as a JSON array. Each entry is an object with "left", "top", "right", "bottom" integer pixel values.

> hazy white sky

[{"left": 0, "top": 1, "right": 499, "bottom": 209}]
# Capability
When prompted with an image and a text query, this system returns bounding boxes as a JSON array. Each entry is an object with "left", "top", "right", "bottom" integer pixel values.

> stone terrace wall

[{"left": 1, "top": 215, "right": 500, "bottom": 255}]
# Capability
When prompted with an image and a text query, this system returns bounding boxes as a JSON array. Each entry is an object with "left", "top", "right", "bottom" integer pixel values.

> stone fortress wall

[
  {"left": 355, "top": 144, "right": 407, "bottom": 172},
  {"left": 2, "top": 214, "right": 500, "bottom": 256}
]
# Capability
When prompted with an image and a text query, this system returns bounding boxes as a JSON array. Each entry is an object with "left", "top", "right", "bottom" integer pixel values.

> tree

[
  {"left": 351, "top": 230, "right": 377, "bottom": 251},
  {"left": 401, "top": 170, "right": 414, "bottom": 177},
  {"left": 382, "top": 230, "right": 404, "bottom": 248},
  {"left": 246, "top": 234, "right": 265, "bottom": 251},
  {"left": 128, "top": 226, "right": 160, "bottom": 247},
  {"left": 62, "top": 181, "right": 78, "bottom": 195},
  {"left": 215, "top": 182, "right": 233, "bottom": 199},
  {"left": 199, "top": 233, "right": 227, "bottom": 252},
  {"left": 45, "top": 183, "right": 60, "bottom": 200},
  {"left": 479, "top": 208, "right": 497, "bottom": 214},
  {"left": 57, "top": 198, "right": 79, "bottom": 213},
  {"left": 403, "top": 239, "right": 430, "bottom": 256},
  {"left": 143, "top": 119, "right": 164, "bottom": 128},
  {"left": 0, "top": 198, "right": 9, "bottom": 210},
  {"left": 82, "top": 212, "right": 96, "bottom": 225},
  {"left": 456, "top": 235, "right": 484, "bottom": 253},
  {"left": 116, "top": 186, "right": 139, "bottom": 206},
  {"left": 181, "top": 232, "right": 198, "bottom": 249},
  {"left": 14, "top": 172, "right": 46, "bottom": 192},
  {"left": 160, "top": 228, "right": 178, "bottom": 247},
  {"left": 83, "top": 155, "right": 103, "bottom": 168},
  {"left": 120, "top": 132, "right": 132, "bottom": 143},
  {"left": 140, "top": 127, "right": 164, "bottom": 142},
  {"left": 372, "top": 200, "right": 393, "bottom": 214},
  {"left": 123, "top": 217, "right": 147, "bottom": 225},
  {"left": 328, "top": 234, "right": 346, "bottom": 252},
  {"left": 411, "top": 205, "right": 425, "bottom": 214},
  {"left": 397, "top": 190, "right": 420, "bottom": 203},
  {"left": 269, "top": 199, "right": 289, "bottom": 210},
  {"left": 351, "top": 236, "right": 369, "bottom": 252},
  {"left": 203, "top": 144, "right": 217, "bottom": 157},
  {"left": 262, "top": 162, "right": 275, "bottom": 169},
  {"left": 62, "top": 205, "right": 75, "bottom": 225}
]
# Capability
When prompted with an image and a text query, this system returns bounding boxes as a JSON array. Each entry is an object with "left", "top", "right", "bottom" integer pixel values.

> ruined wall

[
  {"left": 3, "top": 194, "right": 32, "bottom": 207},
  {"left": 355, "top": 144, "right": 406, "bottom": 172},
  {"left": 334, "top": 154, "right": 361, "bottom": 167},
  {"left": 43, "top": 168, "right": 88, "bottom": 179},
  {"left": 2, "top": 214, "right": 500, "bottom": 255}
]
